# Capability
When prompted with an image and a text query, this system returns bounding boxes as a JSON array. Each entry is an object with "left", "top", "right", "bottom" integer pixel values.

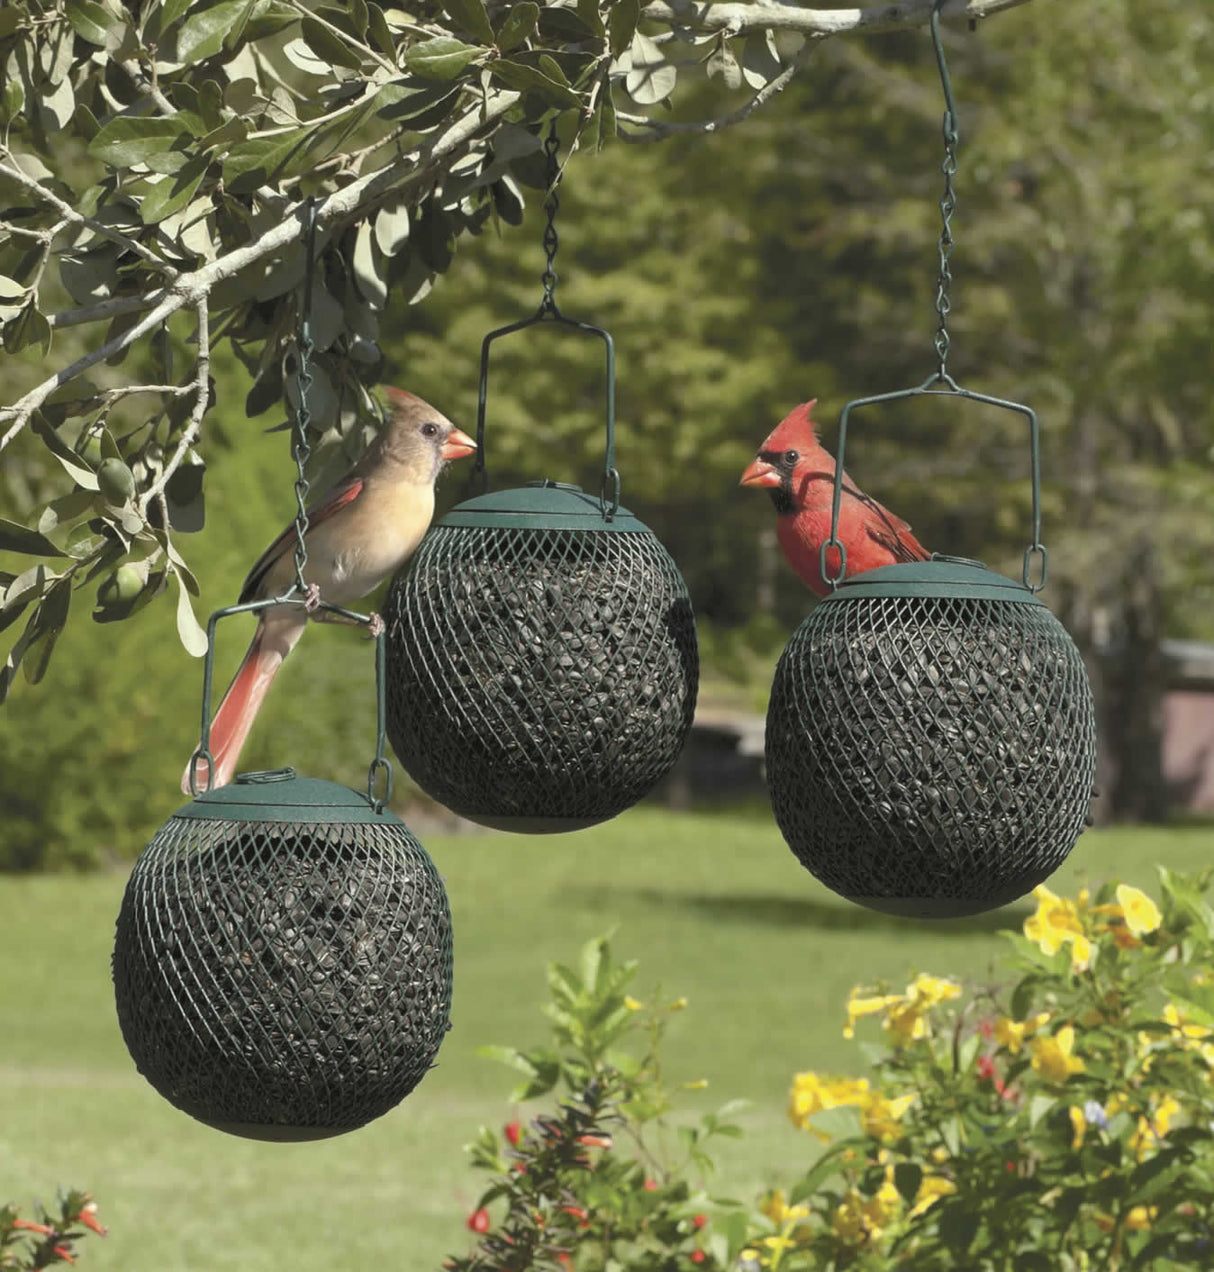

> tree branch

[
  {"left": 139, "top": 301, "right": 211, "bottom": 516},
  {"left": 0, "top": 87, "right": 521, "bottom": 451},
  {"left": 618, "top": 41, "right": 813, "bottom": 141},
  {"left": 638, "top": 0, "right": 1032, "bottom": 37},
  {"left": 0, "top": 150, "right": 179, "bottom": 280}
]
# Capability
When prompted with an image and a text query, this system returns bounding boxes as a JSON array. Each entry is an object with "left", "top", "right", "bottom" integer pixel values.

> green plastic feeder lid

[
  {"left": 437, "top": 480, "right": 648, "bottom": 532},
  {"left": 819, "top": 555, "right": 1045, "bottom": 606},
  {"left": 177, "top": 768, "right": 400, "bottom": 824}
]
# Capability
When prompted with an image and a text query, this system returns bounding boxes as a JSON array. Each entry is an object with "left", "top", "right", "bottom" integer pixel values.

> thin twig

[
  {"left": 618, "top": 41, "right": 813, "bottom": 142},
  {"left": 140, "top": 301, "right": 211, "bottom": 515},
  {"left": 0, "top": 150, "right": 179, "bottom": 279},
  {"left": 48, "top": 290, "right": 171, "bottom": 330}
]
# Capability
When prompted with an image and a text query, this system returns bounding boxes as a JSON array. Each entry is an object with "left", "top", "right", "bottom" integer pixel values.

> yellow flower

[
  {"left": 682, "top": 1078, "right": 709, "bottom": 1090},
  {"left": 1095, "top": 1205, "right": 1157, "bottom": 1233},
  {"left": 831, "top": 1181, "right": 901, "bottom": 1244},
  {"left": 1069, "top": 1105, "right": 1086, "bottom": 1150},
  {"left": 788, "top": 1071, "right": 870, "bottom": 1135},
  {"left": 843, "top": 990, "right": 904, "bottom": 1040},
  {"left": 624, "top": 995, "right": 644, "bottom": 1011},
  {"left": 1029, "top": 1024, "right": 1085, "bottom": 1083},
  {"left": 994, "top": 1011, "right": 1051, "bottom": 1055},
  {"left": 909, "top": 1174, "right": 956, "bottom": 1218},
  {"left": 1024, "top": 886, "right": 1093, "bottom": 971},
  {"left": 1115, "top": 884, "right": 1161, "bottom": 937},
  {"left": 762, "top": 1189, "right": 809, "bottom": 1226},
  {"left": 861, "top": 1091, "right": 916, "bottom": 1141}
]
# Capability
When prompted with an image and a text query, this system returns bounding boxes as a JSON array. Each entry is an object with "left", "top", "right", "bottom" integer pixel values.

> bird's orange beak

[
  {"left": 442, "top": 428, "right": 477, "bottom": 461},
  {"left": 739, "top": 456, "right": 781, "bottom": 489}
]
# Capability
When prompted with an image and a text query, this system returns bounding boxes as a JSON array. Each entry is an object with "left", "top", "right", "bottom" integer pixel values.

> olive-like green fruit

[
  {"left": 97, "top": 457, "right": 136, "bottom": 503},
  {"left": 97, "top": 563, "right": 144, "bottom": 606},
  {"left": 78, "top": 434, "right": 103, "bottom": 466}
]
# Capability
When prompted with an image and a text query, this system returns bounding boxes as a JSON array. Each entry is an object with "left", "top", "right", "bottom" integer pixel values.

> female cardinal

[
  {"left": 740, "top": 400, "right": 929, "bottom": 596},
  {"left": 181, "top": 387, "right": 476, "bottom": 793}
]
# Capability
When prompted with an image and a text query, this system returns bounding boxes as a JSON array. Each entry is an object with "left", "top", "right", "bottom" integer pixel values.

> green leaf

[
  {"left": 3, "top": 301, "right": 51, "bottom": 356},
  {"left": 22, "top": 578, "right": 72, "bottom": 685},
  {"left": 0, "top": 518, "right": 66, "bottom": 558},
  {"left": 741, "top": 29, "right": 781, "bottom": 90},
  {"left": 444, "top": 0, "right": 493, "bottom": 46},
  {"left": 173, "top": 565, "right": 208, "bottom": 656},
  {"left": 0, "top": 7, "right": 23, "bottom": 39},
  {"left": 489, "top": 57, "right": 582, "bottom": 107},
  {"left": 374, "top": 200, "right": 411, "bottom": 256},
  {"left": 366, "top": 1, "right": 394, "bottom": 55},
  {"left": 893, "top": 1161, "right": 923, "bottom": 1204},
  {"left": 348, "top": 0, "right": 368, "bottom": 37},
  {"left": 352, "top": 219, "right": 387, "bottom": 308},
  {"left": 31, "top": 417, "right": 99, "bottom": 490},
  {"left": 140, "top": 153, "right": 209, "bottom": 225},
  {"left": 494, "top": 0, "right": 537, "bottom": 52},
  {"left": 176, "top": 0, "right": 250, "bottom": 62},
  {"left": 402, "top": 36, "right": 481, "bottom": 80},
  {"left": 66, "top": 0, "right": 115, "bottom": 46},
  {"left": 88, "top": 116, "right": 189, "bottom": 168},
  {"left": 0, "top": 608, "right": 40, "bottom": 706},
  {"left": 301, "top": 15, "right": 365, "bottom": 69},
  {"left": 222, "top": 130, "right": 314, "bottom": 193},
  {"left": 0, "top": 564, "right": 54, "bottom": 636},
  {"left": 623, "top": 32, "right": 676, "bottom": 105}
]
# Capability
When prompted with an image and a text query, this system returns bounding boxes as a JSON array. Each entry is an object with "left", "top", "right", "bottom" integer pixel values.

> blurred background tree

[{"left": 3, "top": 0, "right": 1212, "bottom": 868}]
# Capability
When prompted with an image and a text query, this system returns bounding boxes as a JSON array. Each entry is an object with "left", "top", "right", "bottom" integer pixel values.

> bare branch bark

[
  {"left": 139, "top": 301, "right": 211, "bottom": 516},
  {"left": 639, "top": 0, "right": 1032, "bottom": 37}
]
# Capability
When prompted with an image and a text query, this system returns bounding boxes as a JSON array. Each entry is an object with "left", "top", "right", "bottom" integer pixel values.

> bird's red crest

[
  {"left": 759, "top": 399, "right": 819, "bottom": 455},
  {"left": 384, "top": 385, "right": 423, "bottom": 411}
]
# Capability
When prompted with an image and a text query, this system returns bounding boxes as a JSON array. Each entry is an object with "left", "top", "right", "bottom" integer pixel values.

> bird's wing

[
  {"left": 239, "top": 474, "right": 365, "bottom": 602},
  {"left": 840, "top": 473, "right": 929, "bottom": 564}
]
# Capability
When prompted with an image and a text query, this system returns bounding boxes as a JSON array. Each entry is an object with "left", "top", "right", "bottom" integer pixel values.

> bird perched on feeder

[
  {"left": 181, "top": 387, "right": 476, "bottom": 793},
  {"left": 740, "top": 399, "right": 929, "bottom": 596}
]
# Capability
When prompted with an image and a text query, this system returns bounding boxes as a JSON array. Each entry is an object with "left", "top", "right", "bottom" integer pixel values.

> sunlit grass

[{"left": 1, "top": 809, "right": 1207, "bottom": 1270}]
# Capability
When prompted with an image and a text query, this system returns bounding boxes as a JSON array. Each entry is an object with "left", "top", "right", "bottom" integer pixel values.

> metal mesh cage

[
  {"left": 384, "top": 523, "right": 699, "bottom": 832},
  {"left": 765, "top": 592, "right": 1097, "bottom": 918},
  {"left": 113, "top": 809, "right": 453, "bottom": 1139}
]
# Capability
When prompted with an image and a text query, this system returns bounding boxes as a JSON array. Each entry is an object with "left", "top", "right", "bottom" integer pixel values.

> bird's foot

[
  {"left": 303, "top": 582, "right": 323, "bottom": 613},
  {"left": 366, "top": 612, "right": 385, "bottom": 639}
]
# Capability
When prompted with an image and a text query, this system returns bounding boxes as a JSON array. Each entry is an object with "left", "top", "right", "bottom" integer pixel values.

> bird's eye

[
  {"left": 783, "top": 449, "right": 799, "bottom": 466},
  {"left": 420, "top": 422, "right": 439, "bottom": 438}
]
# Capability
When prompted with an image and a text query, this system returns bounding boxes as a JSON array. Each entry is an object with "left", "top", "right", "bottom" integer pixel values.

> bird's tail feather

[{"left": 179, "top": 619, "right": 299, "bottom": 795}]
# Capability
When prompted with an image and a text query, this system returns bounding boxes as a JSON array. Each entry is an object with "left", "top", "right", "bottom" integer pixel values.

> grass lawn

[{"left": 1, "top": 807, "right": 1209, "bottom": 1271}]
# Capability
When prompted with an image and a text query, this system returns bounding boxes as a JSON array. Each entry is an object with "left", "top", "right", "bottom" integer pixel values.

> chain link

[
  {"left": 540, "top": 122, "right": 561, "bottom": 313},
  {"left": 930, "top": 0, "right": 960, "bottom": 382},
  {"left": 291, "top": 198, "right": 319, "bottom": 595}
]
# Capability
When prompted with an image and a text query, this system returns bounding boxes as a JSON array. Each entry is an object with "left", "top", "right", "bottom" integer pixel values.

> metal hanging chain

[
  {"left": 290, "top": 197, "right": 319, "bottom": 597},
  {"left": 930, "top": 0, "right": 960, "bottom": 384},
  {"left": 539, "top": 121, "right": 562, "bottom": 315}
]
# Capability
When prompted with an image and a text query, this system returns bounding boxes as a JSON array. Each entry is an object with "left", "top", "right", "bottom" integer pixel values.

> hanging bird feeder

[
  {"left": 112, "top": 204, "right": 453, "bottom": 1138},
  {"left": 764, "top": 1, "right": 1096, "bottom": 918},
  {"left": 384, "top": 126, "right": 698, "bottom": 833}
]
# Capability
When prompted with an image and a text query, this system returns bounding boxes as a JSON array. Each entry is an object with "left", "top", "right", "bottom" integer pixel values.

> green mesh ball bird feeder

[
  {"left": 384, "top": 126, "right": 698, "bottom": 832},
  {"left": 112, "top": 204, "right": 453, "bottom": 1139},
  {"left": 764, "top": 3, "right": 1096, "bottom": 918}
]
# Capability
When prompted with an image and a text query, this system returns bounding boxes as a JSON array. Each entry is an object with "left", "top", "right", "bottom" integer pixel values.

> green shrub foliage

[{"left": 452, "top": 871, "right": 1214, "bottom": 1270}]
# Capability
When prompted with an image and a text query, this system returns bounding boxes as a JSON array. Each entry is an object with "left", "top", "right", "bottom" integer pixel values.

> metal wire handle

[
  {"left": 187, "top": 198, "right": 393, "bottom": 807},
  {"left": 820, "top": 0, "right": 1047, "bottom": 595},
  {"left": 472, "top": 120, "right": 620, "bottom": 520}
]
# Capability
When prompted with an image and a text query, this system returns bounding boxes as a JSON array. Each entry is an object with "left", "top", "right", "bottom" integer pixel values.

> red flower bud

[
  {"left": 52, "top": 1247, "right": 76, "bottom": 1264},
  {"left": 975, "top": 1054, "right": 997, "bottom": 1081},
  {"left": 643, "top": 1179, "right": 659, "bottom": 1192},
  {"left": 693, "top": 1214, "right": 708, "bottom": 1229},
  {"left": 466, "top": 1208, "right": 491, "bottom": 1234},
  {"left": 557, "top": 1254, "right": 572, "bottom": 1269},
  {"left": 690, "top": 1251, "right": 706, "bottom": 1264},
  {"left": 576, "top": 1134, "right": 612, "bottom": 1149},
  {"left": 504, "top": 1121, "right": 521, "bottom": 1146},
  {"left": 76, "top": 1204, "right": 107, "bottom": 1238},
  {"left": 12, "top": 1220, "right": 55, "bottom": 1236},
  {"left": 561, "top": 1206, "right": 588, "bottom": 1221}
]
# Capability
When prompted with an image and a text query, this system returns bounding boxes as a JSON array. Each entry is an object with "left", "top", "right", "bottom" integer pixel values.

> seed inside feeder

[
  {"left": 385, "top": 522, "right": 698, "bottom": 830},
  {"left": 113, "top": 814, "right": 453, "bottom": 1138},
  {"left": 766, "top": 590, "right": 1097, "bottom": 917}
]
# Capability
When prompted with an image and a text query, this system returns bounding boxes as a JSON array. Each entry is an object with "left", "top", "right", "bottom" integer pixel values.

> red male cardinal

[
  {"left": 740, "top": 399, "right": 929, "bottom": 596},
  {"left": 181, "top": 387, "right": 476, "bottom": 793}
]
